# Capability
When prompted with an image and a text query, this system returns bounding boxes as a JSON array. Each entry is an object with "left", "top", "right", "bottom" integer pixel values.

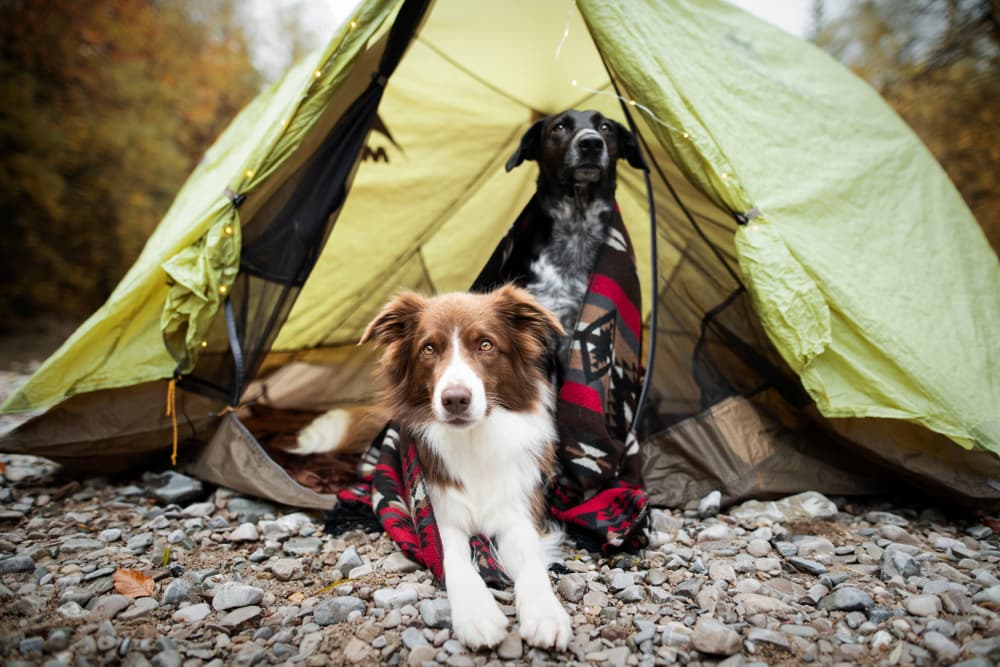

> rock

[
  {"left": 747, "top": 539, "right": 771, "bottom": 558},
  {"left": 143, "top": 471, "right": 204, "bottom": 505},
  {"left": 880, "top": 524, "right": 921, "bottom": 546},
  {"left": 229, "top": 523, "right": 259, "bottom": 542},
  {"left": 336, "top": 546, "right": 364, "bottom": 573},
  {"left": 729, "top": 491, "right": 837, "bottom": 523},
  {"left": 348, "top": 563, "right": 374, "bottom": 579},
  {"left": 650, "top": 509, "right": 683, "bottom": 533},
  {"left": 924, "top": 630, "right": 960, "bottom": 661},
  {"left": 283, "top": 537, "right": 322, "bottom": 556},
  {"left": 60, "top": 537, "right": 103, "bottom": 553},
  {"left": 698, "top": 490, "right": 722, "bottom": 518},
  {"left": 0, "top": 555, "right": 35, "bottom": 573},
  {"left": 747, "top": 627, "right": 790, "bottom": 649},
  {"left": 126, "top": 533, "right": 153, "bottom": 551},
  {"left": 972, "top": 585, "right": 1000, "bottom": 610},
  {"left": 558, "top": 573, "right": 586, "bottom": 602},
  {"left": 402, "top": 626, "right": 430, "bottom": 649},
  {"left": 661, "top": 621, "right": 693, "bottom": 648},
  {"left": 172, "top": 603, "right": 211, "bottom": 623},
  {"left": 162, "top": 579, "right": 194, "bottom": 606},
  {"left": 119, "top": 597, "right": 158, "bottom": 620},
  {"left": 270, "top": 558, "right": 303, "bottom": 581},
  {"left": 212, "top": 583, "right": 264, "bottom": 610},
  {"left": 382, "top": 551, "right": 421, "bottom": 573},
  {"left": 343, "top": 637, "right": 371, "bottom": 663},
  {"left": 691, "top": 617, "right": 741, "bottom": 656},
  {"left": 698, "top": 524, "right": 734, "bottom": 542},
  {"left": 880, "top": 549, "right": 921, "bottom": 580},
  {"left": 89, "top": 594, "right": 132, "bottom": 620},
  {"left": 865, "top": 511, "right": 909, "bottom": 525},
  {"left": 219, "top": 605, "right": 261, "bottom": 628},
  {"left": 227, "top": 498, "right": 276, "bottom": 522},
  {"left": 497, "top": 630, "right": 522, "bottom": 660},
  {"left": 616, "top": 585, "right": 645, "bottom": 602},
  {"left": 818, "top": 587, "right": 875, "bottom": 611},
  {"left": 314, "top": 596, "right": 366, "bottom": 625},
  {"left": 903, "top": 594, "right": 941, "bottom": 617},
  {"left": 737, "top": 592, "right": 795, "bottom": 616},
  {"left": 373, "top": 587, "right": 418, "bottom": 610},
  {"left": 98, "top": 528, "right": 122, "bottom": 542},
  {"left": 407, "top": 645, "right": 436, "bottom": 665},
  {"left": 789, "top": 557, "right": 827, "bottom": 576},
  {"left": 420, "top": 598, "right": 452, "bottom": 628}
]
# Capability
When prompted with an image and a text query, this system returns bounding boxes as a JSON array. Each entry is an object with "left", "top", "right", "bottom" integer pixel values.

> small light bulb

[
  {"left": 571, "top": 79, "right": 577, "bottom": 87},
  {"left": 350, "top": 20, "right": 358, "bottom": 29},
  {"left": 314, "top": 69, "right": 322, "bottom": 78},
  {"left": 245, "top": 170, "right": 254, "bottom": 179},
  {"left": 629, "top": 99, "right": 637, "bottom": 106},
  {"left": 280, "top": 118, "right": 287, "bottom": 127},
  {"left": 683, "top": 132, "right": 689, "bottom": 139},
  {"left": 200, "top": 341, "right": 208, "bottom": 348},
  {"left": 721, "top": 173, "right": 729, "bottom": 180},
  {"left": 219, "top": 285, "right": 228, "bottom": 295},
  {"left": 223, "top": 225, "right": 233, "bottom": 236}
]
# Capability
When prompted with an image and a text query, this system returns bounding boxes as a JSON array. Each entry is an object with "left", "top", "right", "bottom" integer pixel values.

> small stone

[
  {"left": 143, "top": 471, "right": 204, "bottom": 505},
  {"left": 343, "top": 637, "right": 371, "bottom": 663},
  {"left": 880, "top": 549, "right": 920, "bottom": 580},
  {"left": 903, "top": 594, "right": 941, "bottom": 617},
  {"left": 407, "top": 645, "right": 436, "bottom": 665},
  {"left": 229, "top": 523, "right": 259, "bottom": 542},
  {"left": 818, "top": 586, "right": 875, "bottom": 611},
  {"left": 162, "top": 579, "right": 194, "bottom": 606},
  {"left": 616, "top": 585, "right": 645, "bottom": 602},
  {"left": 747, "top": 627, "right": 790, "bottom": 649},
  {"left": 609, "top": 570, "right": 635, "bottom": 591},
  {"left": 60, "top": 537, "right": 103, "bottom": 553},
  {"left": 924, "top": 630, "right": 960, "bottom": 660},
  {"left": 402, "top": 626, "right": 429, "bottom": 649},
  {"left": 89, "top": 594, "right": 132, "bottom": 620},
  {"left": 212, "top": 583, "right": 264, "bottom": 610},
  {"left": 373, "top": 587, "right": 418, "bottom": 610},
  {"left": 219, "top": 605, "right": 261, "bottom": 628},
  {"left": 420, "top": 599, "right": 452, "bottom": 628},
  {"left": 747, "top": 539, "right": 771, "bottom": 558},
  {"left": 966, "top": 525, "right": 993, "bottom": 539},
  {"left": 119, "top": 597, "right": 159, "bottom": 620},
  {"left": 227, "top": 497, "right": 276, "bottom": 522},
  {"left": 558, "top": 573, "right": 586, "bottom": 602},
  {"left": 729, "top": 491, "right": 837, "bottom": 523},
  {"left": 737, "top": 593, "right": 795, "bottom": 616},
  {"left": 497, "top": 630, "right": 522, "bottom": 660},
  {"left": 98, "top": 528, "right": 122, "bottom": 542},
  {"left": 789, "top": 556, "right": 827, "bottom": 576},
  {"left": 0, "top": 555, "right": 35, "bottom": 573},
  {"left": 172, "top": 602, "right": 211, "bottom": 623},
  {"left": 348, "top": 562, "right": 374, "bottom": 579},
  {"left": 283, "top": 537, "right": 322, "bottom": 556},
  {"left": 880, "top": 524, "right": 921, "bottom": 546},
  {"left": 661, "top": 621, "right": 693, "bottom": 647},
  {"left": 691, "top": 617, "right": 740, "bottom": 655},
  {"left": 972, "top": 585, "right": 1000, "bottom": 610},
  {"left": 314, "top": 596, "right": 366, "bottom": 625},
  {"left": 19, "top": 636, "right": 44, "bottom": 656},
  {"left": 336, "top": 546, "right": 364, "bottom": 573},
  {"left": 182, "top": 501, "right": 215, "bottom": 517},
  {"left": 270, "top": 558, "right": 303, "bottom": 582},
  {"left": 698, "top": 490, "right": 722, "bottom": 518},
  {"left": 56, "top": 601, "right": 88, "bottom": 619},
  {"left": 698, "top": 524, "right": 734, "bottom": 542},
  {"left": 126, "top": 533, "right": 153, "bottom": 551},
  {"left": 382, "top": 551, "right": 421, "bottom": 573}
]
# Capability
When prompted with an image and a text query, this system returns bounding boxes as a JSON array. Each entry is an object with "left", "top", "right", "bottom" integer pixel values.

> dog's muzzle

[{"left": 568, "top": 129, "right": 608, "bottom": 183}]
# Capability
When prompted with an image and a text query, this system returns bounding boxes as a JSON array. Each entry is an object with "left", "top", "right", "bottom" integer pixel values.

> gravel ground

[{"left": 2, "top": 373, "right": 1000, "bottom": 667}]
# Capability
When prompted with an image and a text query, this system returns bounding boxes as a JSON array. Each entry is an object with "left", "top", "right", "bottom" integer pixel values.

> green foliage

[
  {"left": 0, "top": 0, "right": 261, "bottom": 329},
  {"left": 813, "top": 0, "right": 1000, "bottom": 252}
]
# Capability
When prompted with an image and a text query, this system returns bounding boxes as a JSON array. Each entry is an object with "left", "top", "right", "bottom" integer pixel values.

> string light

[
  {"left": 200, "top": 341, "right": 208, "bottom": 348},
  {"left": 223, "top": 225, "right": 233, "bottom": 236},
  {"left": 314, "top": 69, "right": 322, "bottom": 78},
  {"left": 219, "top": 285, "right": 228, "bottom": 295},
  {"left": 350, "top": 20, "right": 358, "bottom": 29},
  {"left": 244, "top": 170, "right": 254, "bottom": 179}
]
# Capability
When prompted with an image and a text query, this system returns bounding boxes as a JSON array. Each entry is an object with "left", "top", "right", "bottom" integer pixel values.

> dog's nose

[
  {"left": 441, "top": 387, "right": 472, "bottom": 415},
  {"left": 577, "top": 135, "right": 605, "bottom": 156}
]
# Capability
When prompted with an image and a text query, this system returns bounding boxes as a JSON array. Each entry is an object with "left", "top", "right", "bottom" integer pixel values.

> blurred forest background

[{"left": 0, "top": 0, "right": 997, "bottom": 343}]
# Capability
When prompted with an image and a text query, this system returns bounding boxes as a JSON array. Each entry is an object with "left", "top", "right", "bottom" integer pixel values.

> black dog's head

[{"left": 505, "top": 109, "right": 645, "bottom": 201}]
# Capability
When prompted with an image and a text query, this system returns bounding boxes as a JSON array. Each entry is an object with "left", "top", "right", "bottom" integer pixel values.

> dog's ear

[
  {"left": 493, "top": 284, "right": 564, "bottom": 345},
  {"left": 614, "top": 120, "right": 646, "bottom": 170},
  {"left": 360, "top": 292, "right": 427, "bottom": 347},
  {"left": 505, "top": 118, "right": 546, "bottom": 172}
]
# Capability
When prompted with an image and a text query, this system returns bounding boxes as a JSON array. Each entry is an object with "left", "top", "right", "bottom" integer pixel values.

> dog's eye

[
  {"left": 421, "top": 344, "right": 435, "bottom": 357},
  {"left": 599, "top": 121, "right": 612, "bottom": 133},
  {"left": 478, "top": 339, "right": 494, "bottom": 352},
  {"left": 553, "top": 121, "right": 568, "bottom": 133}
]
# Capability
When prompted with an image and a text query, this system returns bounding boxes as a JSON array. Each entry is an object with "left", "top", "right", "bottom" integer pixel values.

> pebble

[
  {"left": 692, "top": 616, "right": 741, "bottom": 655},
  {"left": 313, "top": 596, "right": 366, "bottom": 625},
  {"left": 0, "top": 555, "right": 35, "bottom": 573},
  {"left": 698, "top": 490, "right": 722, "bottom": 518},
  {"left": 818, "top": 586, "right": 875, "bottom": 611},
  {"left": 211, "top": 583, "right": 264, "bottom": 610},
  {"left": 218, "top": 605, "right": 261, "bottom": 628},
  {"left": 419, "top": 598, "right": 452, "bottom": 628},
  {"left": 903, "top": 594, "right": 942, "bottom": 617},
  {"left": 172, "top": 603, "right": 211, "bottom": 623},
  {"left": 228, "top": 523, "right": 259, "bottom": 542},
  {"left": 270, "top": 557, "right": 303, "bottom": 581},
  {"left": 142, "top": 471, "right": 204, "bottom": 505},
  {"left": 89, "top": 594, "right": 132, "bottom": 620}
]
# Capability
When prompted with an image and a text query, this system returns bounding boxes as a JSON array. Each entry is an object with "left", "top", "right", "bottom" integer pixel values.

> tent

[{"left": 3, "top": 0, "right": 999, "bottom": 511}]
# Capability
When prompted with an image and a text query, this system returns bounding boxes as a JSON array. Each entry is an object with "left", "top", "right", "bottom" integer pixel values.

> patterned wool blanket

[{"left": 330, "top": 196, "right": 649, "bottom": 582}]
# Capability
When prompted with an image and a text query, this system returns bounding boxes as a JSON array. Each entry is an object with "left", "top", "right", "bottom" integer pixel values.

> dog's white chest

[{"left": 419, "top": 404, "right": 553, "bottom": 536}]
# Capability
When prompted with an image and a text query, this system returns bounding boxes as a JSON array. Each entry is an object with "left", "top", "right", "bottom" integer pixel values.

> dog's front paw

[
  {"left": 518, "top": 592, "right": 572, "bottom": 650},
  {"left": 451, "top": 592, "right": 509, "bottom": 650}
]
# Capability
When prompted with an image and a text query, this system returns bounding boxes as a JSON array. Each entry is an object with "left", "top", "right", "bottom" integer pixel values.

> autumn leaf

[
  {"left": 113, "top": 568, "right": 155, "bottom": 598},
  {"left": 0, "top": 461, "right": 7, "bottom": 476}
]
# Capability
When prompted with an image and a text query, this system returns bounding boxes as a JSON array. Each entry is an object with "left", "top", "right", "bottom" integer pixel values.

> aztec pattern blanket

[{"left": 331, "top": 196, "right": 649, "bottom": 583}]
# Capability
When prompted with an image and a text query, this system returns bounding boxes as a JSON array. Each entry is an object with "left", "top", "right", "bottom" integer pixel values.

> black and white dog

[{"left": 503, "top": 109, "right": 645, "bottom": 368}]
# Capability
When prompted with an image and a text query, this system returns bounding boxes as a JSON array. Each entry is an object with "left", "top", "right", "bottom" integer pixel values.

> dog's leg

[
  {"left": 497, "top": 520, "right": 573, "bottom": 650},
  {"left": 439, "top": 524, "right": 509, "bottom": 649}
]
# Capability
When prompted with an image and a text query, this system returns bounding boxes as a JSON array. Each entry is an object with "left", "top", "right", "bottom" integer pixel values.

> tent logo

[{"left": 363, "top": 114, "right": 402, "bottom": 164}]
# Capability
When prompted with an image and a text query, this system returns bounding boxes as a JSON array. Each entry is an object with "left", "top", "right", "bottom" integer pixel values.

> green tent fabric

[{"left": 3, "top": 0, "right": 999, "bottom": 508}]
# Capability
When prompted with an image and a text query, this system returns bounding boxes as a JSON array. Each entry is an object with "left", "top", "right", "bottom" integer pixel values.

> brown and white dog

[{"left": 294, "top": 286, "right": 572, "bottom": 650}]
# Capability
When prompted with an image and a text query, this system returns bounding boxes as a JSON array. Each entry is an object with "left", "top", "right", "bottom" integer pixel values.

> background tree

[
  {"left": 813, "top": 0, "right": 1000, "bottom": 252},
  {"left": 0, "top": 0, "right": 261, "bottom": 330}
]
